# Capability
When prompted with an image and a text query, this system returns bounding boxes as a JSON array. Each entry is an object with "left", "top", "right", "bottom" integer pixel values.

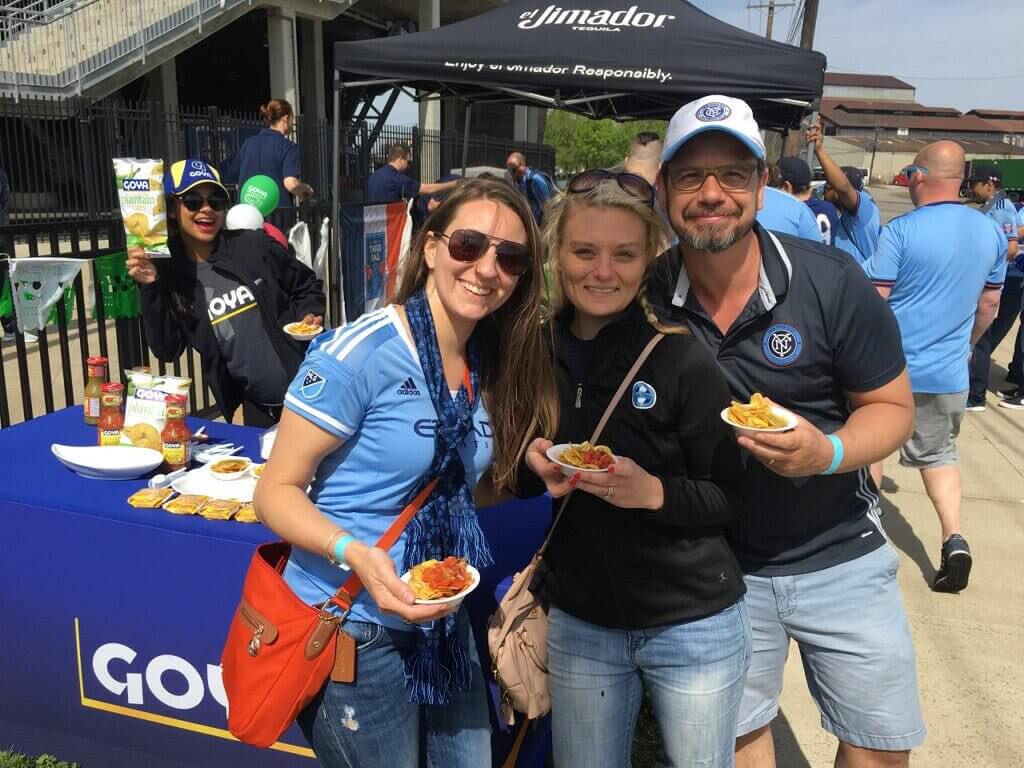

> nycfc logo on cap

[
  {"left": 300, "top": 369, "right": 326, "bottom": 400},
  {"left": 762, "top": 324, "right": 803, "bottom": 367},
  {"left": 696, "top": 102, "right": 731, "bottom": 122},
  {"left": 631, "top": 381, "right": 657, "bottom": 409}
]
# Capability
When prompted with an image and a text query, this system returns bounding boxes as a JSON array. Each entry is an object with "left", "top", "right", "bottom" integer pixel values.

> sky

[{"left": 379, "top": 0, "right": 1023, "bottom": 124}]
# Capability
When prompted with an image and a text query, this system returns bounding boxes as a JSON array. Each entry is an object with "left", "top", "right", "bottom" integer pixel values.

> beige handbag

[{"left": 487, "top": 333, "right": 665, "bottom": 730}]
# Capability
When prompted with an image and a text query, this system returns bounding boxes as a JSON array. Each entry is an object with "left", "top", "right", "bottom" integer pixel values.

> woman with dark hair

[
  {"left": 224, "top": 98, "right": 314, "bottom": 228},
  {"left": 126, "top": 159, "right": 324, "bottom": 426},
  {"left": 523, "top": 171, "right": 750, "bottom": 767},
  {"left": 253, "top": 177, "right": 558, "bottom": 767}
]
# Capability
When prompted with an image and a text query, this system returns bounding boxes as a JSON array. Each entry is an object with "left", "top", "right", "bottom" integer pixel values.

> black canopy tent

[
  {"left": 326, "top": 0, "right": 825, "bottom": 320},
  {"left": 332, "top": 0, "right": 826, "bottom": 124}
]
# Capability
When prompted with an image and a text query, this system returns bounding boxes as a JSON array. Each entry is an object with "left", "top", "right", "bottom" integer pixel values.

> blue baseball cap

[{"left": 165, "top": 159, "right": 228, "bottom": 196}]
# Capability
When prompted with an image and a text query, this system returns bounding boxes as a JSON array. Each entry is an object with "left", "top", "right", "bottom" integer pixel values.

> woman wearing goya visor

[{"left": 126, "top": 159, "right": 325, "bottom": 426}]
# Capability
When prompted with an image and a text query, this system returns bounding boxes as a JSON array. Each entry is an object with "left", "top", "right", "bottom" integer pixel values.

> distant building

[{"left": 819, "top": 72, "right": 1023, "bottom": 147}]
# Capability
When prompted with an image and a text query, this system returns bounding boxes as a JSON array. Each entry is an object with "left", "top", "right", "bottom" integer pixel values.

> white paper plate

[
  {"left": 171, "top": 465, "right": 257, "bottom": 503},
  {"left": 283, "top": 323, "right": 323, "bottom": 341},
  {"left": 401, "top": 564, "right": 481, "bottom": 607},
  {"left": 51, "top": 444, "right": 164, "bottom": 480},
  {"left": 545, "top": 443, "right": 617, "bottom": 477},
  {"left": 720, "top": 405, "right": 798, "bottom": 437}
]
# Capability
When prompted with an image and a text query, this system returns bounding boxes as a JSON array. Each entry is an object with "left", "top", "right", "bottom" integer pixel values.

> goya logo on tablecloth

[{"left": 74, "top": 618, "right": 313, "bottom": 757}]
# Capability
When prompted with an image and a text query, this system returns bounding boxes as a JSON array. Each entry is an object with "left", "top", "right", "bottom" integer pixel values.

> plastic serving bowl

[
  {"left": 400, "top": 564, "right": 481, "bottom": 609},
  {"left": 719, "top": 405, "right": 798, "bottom": 438},
  {"left": 545, "top": 443, "right": 617, "bottom": 477}
]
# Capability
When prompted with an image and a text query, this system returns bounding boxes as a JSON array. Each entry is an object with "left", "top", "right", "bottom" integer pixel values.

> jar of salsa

[
  {"left": 161, "top": 394, "right": 192, "bottom": 471},
  {"left": 83, "top": 356, "right": 108, "bottom": 425},
  {"left": 97, "top": 383, "right": 124, "bottom": 446}
]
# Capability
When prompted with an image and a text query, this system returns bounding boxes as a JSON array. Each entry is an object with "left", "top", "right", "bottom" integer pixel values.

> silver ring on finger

[{"left": 604, "top": 485, "right": 614, "bottom": 499}]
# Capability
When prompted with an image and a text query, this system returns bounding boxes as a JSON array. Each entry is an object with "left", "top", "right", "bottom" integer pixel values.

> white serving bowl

[
  {"left": 207, "top": 457, "right": 253, "bottom": 482},
  {"left": 52, "top": 444, "right": 164, "bottom": 480},
  {"left": 719, "top": 405, "right": 798, "bottom": 438},
  {"left": 283, "top": 322, "right": 323, "bottom": 341},
  {"left": 401, "top": 564, "right": 481, "bottom": 609},
  {"left": 171, "top": 466, "right": 257, "bottom": 503},
  {"left": 545, "top": 443, "right": 617, "bottom": 478}
]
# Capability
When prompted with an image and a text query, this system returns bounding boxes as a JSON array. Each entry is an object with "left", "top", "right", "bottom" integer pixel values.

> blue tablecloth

[{"left": 0, "top": 408, "right": 551, "bottom": 768}]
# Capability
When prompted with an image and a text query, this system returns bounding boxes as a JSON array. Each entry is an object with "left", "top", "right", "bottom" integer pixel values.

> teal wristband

[
  {"left": 821, "top": 434, "right": 844, "bottom": 475},
  {"left": 332, "top": 534, "right": 356, "bottom": 571}
]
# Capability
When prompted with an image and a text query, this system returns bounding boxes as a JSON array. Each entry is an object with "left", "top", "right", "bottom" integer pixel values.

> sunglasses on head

[
  {"left": 568, "top": 169, "right": 655, "bottom": 207},
  {"left": 179, "top": 190, "right": 230, "bottom": 212},
  {"left": 433, "top": 229, "right": 532, "bottom": 277}
]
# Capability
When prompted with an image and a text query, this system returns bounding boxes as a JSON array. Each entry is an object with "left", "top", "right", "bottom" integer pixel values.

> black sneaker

[
  {"left": 932, "top": 534, "right": 972, "bottom": 593},
  {"left": 997, "top": 386, "right": 1023, "bottom": 400},
  {"left": 964, "top": 399, "right": 986, "bottom": 412},
  {"left": 998, "top": 394, "right": 1024, "bottom": 410}
]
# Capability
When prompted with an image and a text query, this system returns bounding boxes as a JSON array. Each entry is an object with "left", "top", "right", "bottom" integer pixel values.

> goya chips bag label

[{"left": 113, "top": 158, "right": 170, "bottom": 257}]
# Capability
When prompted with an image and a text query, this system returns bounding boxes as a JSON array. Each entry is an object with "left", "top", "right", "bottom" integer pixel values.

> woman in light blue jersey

[{"left": 254, "top": 178, "right": 558, "bottom": 768}]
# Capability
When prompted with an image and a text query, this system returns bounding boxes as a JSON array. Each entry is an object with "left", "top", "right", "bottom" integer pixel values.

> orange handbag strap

[{"left": 328, "top": 366, "right": 473, "bottom": 612}]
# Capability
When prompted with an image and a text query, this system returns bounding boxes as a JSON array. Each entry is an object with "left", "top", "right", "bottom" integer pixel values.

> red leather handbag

[{"left": 221, "top": 480, "right": 436, "bottom": 748}]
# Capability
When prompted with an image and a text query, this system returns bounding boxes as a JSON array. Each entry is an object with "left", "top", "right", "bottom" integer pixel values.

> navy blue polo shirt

[
  {"left": 366, "top": 164, "right": 420, "bottom": 204},
  {"left": 232, "top": 128, "right": 301, "bottom": 209},
  {"left": 649, "top": 225, "right": 906, "bottom": 576}
]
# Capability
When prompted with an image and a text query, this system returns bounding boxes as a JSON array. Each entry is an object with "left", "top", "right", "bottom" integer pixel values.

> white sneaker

[{"left": 22, "top": 331, "right": 37, "bottom": 343}]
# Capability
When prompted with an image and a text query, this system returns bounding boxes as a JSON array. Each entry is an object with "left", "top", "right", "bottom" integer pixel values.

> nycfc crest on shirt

[
  {"left": 300, "top": 370, "right": 326, "bottom": 400},
  {"left": 631, "top": 381, "right": 657, "bottom": 409},
  {"left": 696, "top": 102, "right": 731, "bottom": 122},
  {"left": 762, "top": 324, "right": 803, "bottom": 367}
]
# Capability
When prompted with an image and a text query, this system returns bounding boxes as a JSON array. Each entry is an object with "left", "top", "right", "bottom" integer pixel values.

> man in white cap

[{"left": 648, "top": 95, "right": 925, "bottom": 767}]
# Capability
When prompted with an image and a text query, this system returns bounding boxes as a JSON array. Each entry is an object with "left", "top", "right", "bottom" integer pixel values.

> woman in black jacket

[
  {"left": 523, "top": 171, "right": 750, "bottom": 768},
  {"left": 126, "top": 159, "right": 324, "bottom": 425}
]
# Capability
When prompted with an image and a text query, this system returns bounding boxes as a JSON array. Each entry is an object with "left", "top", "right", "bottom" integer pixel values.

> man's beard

[{"left": 677, "top": 209, "right": 752, "bottom": 253}]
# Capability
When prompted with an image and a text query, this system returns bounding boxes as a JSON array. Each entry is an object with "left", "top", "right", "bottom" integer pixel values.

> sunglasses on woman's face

[
  {"left": 568, "top": 169, "right": 655, "bottom": 207},
  {"left": 179, "top": 191, "right": 230, "bottom": 212},
  {"left": 433, "top": 229, "right": 532, "bottom": 277}
]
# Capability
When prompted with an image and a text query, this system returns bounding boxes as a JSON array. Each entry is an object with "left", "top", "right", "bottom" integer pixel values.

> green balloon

[{"left": 240, "top": 175, "right": 280, "bottom": 216}]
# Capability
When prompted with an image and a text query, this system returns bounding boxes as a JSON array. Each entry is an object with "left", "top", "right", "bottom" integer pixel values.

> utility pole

[
  {"left": 747, "top": 1, "right": 794, "bottom": 40},
  {"left": 789, "top": 0, "right": 822, "bottom": 158}
]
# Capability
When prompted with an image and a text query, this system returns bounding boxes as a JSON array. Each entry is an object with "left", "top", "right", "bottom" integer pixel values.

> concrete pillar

[
  {"left": 418, "top": 0, "right": 441, "bottom": 181},
  {"left": 268, "top": 7, "right": 299, "bottom": 112},
  {"left": 513, "top": 106, "right": 528, "bottom": 143},
  {"left": 298, "top": 18, "right": 325, "bottom": 124},
  {"left": 150, "top": 60, "right": 178, "bottom": 109}
]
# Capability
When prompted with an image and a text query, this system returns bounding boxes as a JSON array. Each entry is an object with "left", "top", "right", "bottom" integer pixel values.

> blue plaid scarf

[{"left": 401, "top": 289, "right": 493, "bottom": 704}]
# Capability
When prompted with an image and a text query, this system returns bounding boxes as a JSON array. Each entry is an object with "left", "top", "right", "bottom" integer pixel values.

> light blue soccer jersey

[
  {"left": 834, "top": 188, "right": 881, "bottom": 265},
  {"left": 281, "top": 306, "right": 494, "bottom": 629},
  {"left": 983, "top": 191, "right": 1020, "bottom": 277},
  {"left": 866, "top": 202, "right": 1007, "bottom": 393},
  {"left": 757, "top": 187, "right": 822, "bottom": 242}
]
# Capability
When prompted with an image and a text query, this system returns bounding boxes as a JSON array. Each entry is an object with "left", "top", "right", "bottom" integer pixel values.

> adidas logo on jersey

[{"left": 397, "top": 377, "right": 421, "bottom": 396}]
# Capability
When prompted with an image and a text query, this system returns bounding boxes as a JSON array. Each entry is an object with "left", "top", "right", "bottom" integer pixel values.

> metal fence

[{"left": 0, "top": 97, "right": 554, "bottom": 218}]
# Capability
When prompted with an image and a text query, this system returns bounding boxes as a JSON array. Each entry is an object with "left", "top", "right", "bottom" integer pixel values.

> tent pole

[
  {"left": 331, "top": 72, "right": 343, "bottom": 325},
  {"left": 462, "top": 101, "right": 472, "bottom": 177}
]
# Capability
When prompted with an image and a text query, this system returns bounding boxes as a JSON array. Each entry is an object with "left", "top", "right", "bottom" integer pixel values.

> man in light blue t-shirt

[
  {"left": 865, "top": 141, "right": 1006, "bottom": 595},
  {"left": 962, "top": 162, "right": 1024, "bottom": 410},
  {"left": 757, "top": 185, "right": 822, "bottom": 242},
  {"left": 806, "top": 123, "right": 881, "bottom": 264}
]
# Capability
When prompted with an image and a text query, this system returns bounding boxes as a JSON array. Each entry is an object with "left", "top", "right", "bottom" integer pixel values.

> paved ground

[{"left": 771, "top": 185, "right": 1024, "bottom": 768}]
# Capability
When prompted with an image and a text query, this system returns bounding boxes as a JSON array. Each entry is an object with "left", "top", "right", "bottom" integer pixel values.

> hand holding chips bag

[{"left": 113, "top": 158, "right": 170, "bottom": 258}]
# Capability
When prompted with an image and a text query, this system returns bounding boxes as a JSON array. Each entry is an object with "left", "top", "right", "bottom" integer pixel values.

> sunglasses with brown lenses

[{"left": 433, "top": 229, "right": 532, "bottom": 277}]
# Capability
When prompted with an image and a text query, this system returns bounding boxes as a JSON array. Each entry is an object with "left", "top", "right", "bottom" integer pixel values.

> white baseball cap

[{"left": 661, "top": 95, "right": 766, "bottom": 163}]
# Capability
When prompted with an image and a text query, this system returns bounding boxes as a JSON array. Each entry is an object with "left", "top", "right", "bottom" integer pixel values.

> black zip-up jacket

[
  {"left": 138, "top": 230, "right": 325, "bottom": 422},
  {"left": 521, "top": 304, "right": 745, "bottom": 630}
]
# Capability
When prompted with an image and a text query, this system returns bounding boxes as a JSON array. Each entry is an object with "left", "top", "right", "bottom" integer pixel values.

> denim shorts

[
  {"left": 899, "top": 391, "right": 967, "bottom": 469},
  {"left": 297, "top": 608, "right": 491, "bottom": 768},
  {"left": 548, "top": 601, "right": 751, "bottom": 767},
  {"left": 737, "top": 544, "right": 926, "bottom": 751}
]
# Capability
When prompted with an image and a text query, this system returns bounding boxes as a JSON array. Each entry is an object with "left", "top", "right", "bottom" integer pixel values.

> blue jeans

[
  {"left": 548, "top": 601, "right": 751, "bottom": 767},
  {"left": 298, "top": 609, "right": 491, "bottom": 768},
  {"left": 969, "top": 273, "right": 1024, "bottom": 399}
]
